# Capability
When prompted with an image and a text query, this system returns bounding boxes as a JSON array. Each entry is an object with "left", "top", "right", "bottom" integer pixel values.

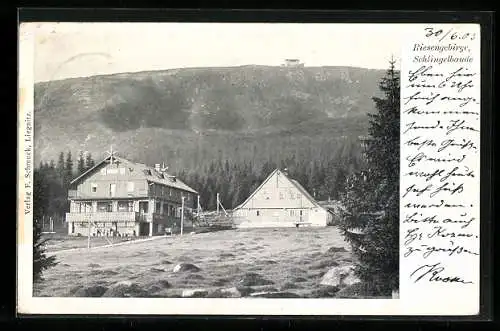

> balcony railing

[
  {"left": 66, "top": 211, "right": 181, "bottom": 224},
  {"left": 66, "top": 212, "right": 142, "bottom": 224},
  {"left": 67, "top": 190, "right": 149, "bottom": 199}
]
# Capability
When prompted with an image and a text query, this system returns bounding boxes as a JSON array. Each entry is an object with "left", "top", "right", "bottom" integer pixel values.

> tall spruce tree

[
  {"left": 33, "top": 220, "right": 58, "bottom": 283},
  {"left": 85, "top": 152, "right": 95, "bottom": 170},
  {"left": 56, "top": 152, "right": 65, "bottom": 186},
  {"left": 64, "top": 151, "right": 74, "bottom": 187},
  {"left": 33, "top": 169, "right": 58, "bottom": 283},
  {"left": 77, "top": 151, "right": 86, "bottom": 175},
  {"left": 339, "top": 59, "right": 400, "bottom": 296}
]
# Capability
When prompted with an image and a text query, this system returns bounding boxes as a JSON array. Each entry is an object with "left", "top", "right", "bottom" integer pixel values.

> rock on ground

[
  {"left": 239, "top": 272, "right": 275, "bottom": 286},
  {"left": 145, "top": 280, "right": 172, "bottom": 294},
  {"left": 71, "top": 285, "right": 108, "bottom": 297},
  {"left": 173, "top": 263, "right": 201, "bottom": 273},
  {"left": 320, "top": 265, "right": 360, "bottom": 287},
  {"left": 102, "top": 281, "right": 149, "bottom": 297},
  {"left": 342, "top": 273, "right": 361, "bottom": 286},
  {"left": 181, "top": 288, "right": 209, "bottom": 298},
  {"left": 325, "top": 246, "right": 348, "bottom": 254},
  {"left": 250, "top": 291, "right": 301, "bottom": 298},
  {"left": 208, "top": 287, "right": 242, "bottom": 298}
]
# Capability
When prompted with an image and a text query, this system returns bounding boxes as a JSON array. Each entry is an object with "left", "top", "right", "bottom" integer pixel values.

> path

[{"left": 46, "top": 235, "right": 171, "bottom": 256}]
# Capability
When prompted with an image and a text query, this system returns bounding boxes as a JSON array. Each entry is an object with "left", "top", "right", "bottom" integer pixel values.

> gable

[
  {"left": 236, "top": 169, "right": 319, "bottom": 210},
  {"left": 71, "top": 157, "right": 143, "bottom": 185},
  {"left": 70, "top": 155, "right": 198, "bottom": 194}
]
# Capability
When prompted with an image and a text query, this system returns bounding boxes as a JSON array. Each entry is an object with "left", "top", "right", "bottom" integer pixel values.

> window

[
  {"left": 97, "top": 201, "right": 112, "bottom": 212},
  {"left": 256, "top": 210, "right": 260, "bottom": 216},
  {"left": 107, "top": 168, "right": 118, "bottom": 175},
  {"left": 156, "top": 202, "right": 161, "bottom": 214},
  {"left": 279, "top": 192, "right": 284, "bottom": 200},
  {"left": 91, "top": 183, "right": 97, "bottom": 193},
  {"left": 100, "top": 168, "right": 106, "bottom": 175},
  {"left": 109, "top": 184, "right": 116, "bottom": 197},
  {"left": 169, "top": 188, "right": 172, "bottom": 196},
  {"left": 83, "top": 202, "right": 92, "bottom": 213},
  {"left": 127, "top": 181, "right": 135, "bottom": 192},
  {"left": 117, "top": 201, "right": 129, "bottom": 212},
  {"left": 119, "top": 167, "right": 126, "bottom": 175}
]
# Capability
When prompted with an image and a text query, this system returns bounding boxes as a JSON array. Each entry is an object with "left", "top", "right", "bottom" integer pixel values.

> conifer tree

[
  {"left": 85, "top": 152, "right": 95, "bottom": 170},
  {"left": 33, "top": 220, "right": 58, "bottom": 283},
  {"left": 339, "top": 59, "right": 400, "bottom": 296},
  {"left": 77, "top": 151, "right": 86, "bottom": 175},
  {"left": 56, "top": 152, "right": 65, "bottom": 186},
  {"left": 33, "top": 169, "right": 58, "bottom": 283},
  {"left": 64, "top": 151, "right": 74, "bottom": 187}
]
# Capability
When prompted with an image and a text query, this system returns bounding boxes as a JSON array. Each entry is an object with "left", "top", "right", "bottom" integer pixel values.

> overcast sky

[{"left": 32, "top": 23, "right": 410, "bottom": 82}]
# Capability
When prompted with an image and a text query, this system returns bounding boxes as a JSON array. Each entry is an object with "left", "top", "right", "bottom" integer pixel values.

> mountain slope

[{"left": 34, "top": 65, "right": 384, "bottom": 170}]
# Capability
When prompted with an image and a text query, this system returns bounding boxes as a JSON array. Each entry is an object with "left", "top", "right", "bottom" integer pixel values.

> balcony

[
  {"left": 66, "top": 211, "right": 143, "bottom": 224},
  {"left": 67, "top": 190, "right": 149, "bottom": 199}
]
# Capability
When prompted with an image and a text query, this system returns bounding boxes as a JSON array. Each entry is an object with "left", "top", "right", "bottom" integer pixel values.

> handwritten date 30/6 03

[{"left": 423, "top": 27, "right": 476, "bottom": 42}]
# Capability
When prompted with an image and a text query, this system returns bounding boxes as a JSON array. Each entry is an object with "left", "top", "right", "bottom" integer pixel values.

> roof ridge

[{"left": 69, "top": 154, "right": 197, "bottom": 194}]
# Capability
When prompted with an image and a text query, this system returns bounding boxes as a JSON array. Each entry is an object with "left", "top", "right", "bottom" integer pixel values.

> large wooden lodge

[{"left": 66, "top": 153, "right": 198, "bottom": 237}]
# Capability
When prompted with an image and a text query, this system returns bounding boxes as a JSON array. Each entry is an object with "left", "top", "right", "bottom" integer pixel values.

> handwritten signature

[{"left": 410, "top": 262, "right": 473, "bottom": 284}]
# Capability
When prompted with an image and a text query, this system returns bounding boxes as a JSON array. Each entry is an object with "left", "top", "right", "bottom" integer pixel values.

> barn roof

[
  {"left": 289, "top": 179, "right": 321, "bottom": 207},
  {"left": 70, "top": 154, "right": 198, "bottom": 194},
  {"left": 233, "top": 168, "right": 323, "bottom": 210}
]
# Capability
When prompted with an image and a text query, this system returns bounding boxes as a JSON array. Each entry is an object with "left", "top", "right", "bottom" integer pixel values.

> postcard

[{"left": 17, "top": 20, "right": 483, "bottom": 316}]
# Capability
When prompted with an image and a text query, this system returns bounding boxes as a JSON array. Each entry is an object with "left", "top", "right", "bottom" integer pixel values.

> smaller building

[
  {"left": 232, "top": 169, "right": 333, "bottom": 228},
  {"left": 65, "top": 154, "right": 198, "bottom": 237},
  {"left": 282, "top": 59, "right": 304, "bottom": 67}
]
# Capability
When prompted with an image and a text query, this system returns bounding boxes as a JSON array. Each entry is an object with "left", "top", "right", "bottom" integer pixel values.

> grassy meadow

[{"left": 34, "top": 227, "right": 368, "bottom": 298}]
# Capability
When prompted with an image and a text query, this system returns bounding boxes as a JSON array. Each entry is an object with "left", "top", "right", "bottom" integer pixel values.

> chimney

[{"left": 155, "top": 164, "right": 161, "bottom": 172}]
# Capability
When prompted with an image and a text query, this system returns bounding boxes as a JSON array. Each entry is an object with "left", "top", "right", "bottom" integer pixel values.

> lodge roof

[
  {"left": 233, "top": 168, "right": 324, "bottom": 210},
  {"left": 70, "top": 154, "right": 198, "bottom": 194}
]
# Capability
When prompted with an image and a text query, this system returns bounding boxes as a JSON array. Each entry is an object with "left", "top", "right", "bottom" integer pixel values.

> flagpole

[
  {"left": 197, "top": 195, "right": 200, "bottom": 217},
  {"left": 180, "top": 196, "right": 185, "bottom": 236},
  {"left": 216, "top": 193, "right": 220, "bottom": 216}
]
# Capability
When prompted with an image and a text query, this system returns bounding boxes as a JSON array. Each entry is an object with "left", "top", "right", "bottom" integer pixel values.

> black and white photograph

[
  {"left": 17, "top": 19, "right": 484, "bottom": 316},
  {"left": 29, "top": 22, "right": 400, "bottom": 300}
]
